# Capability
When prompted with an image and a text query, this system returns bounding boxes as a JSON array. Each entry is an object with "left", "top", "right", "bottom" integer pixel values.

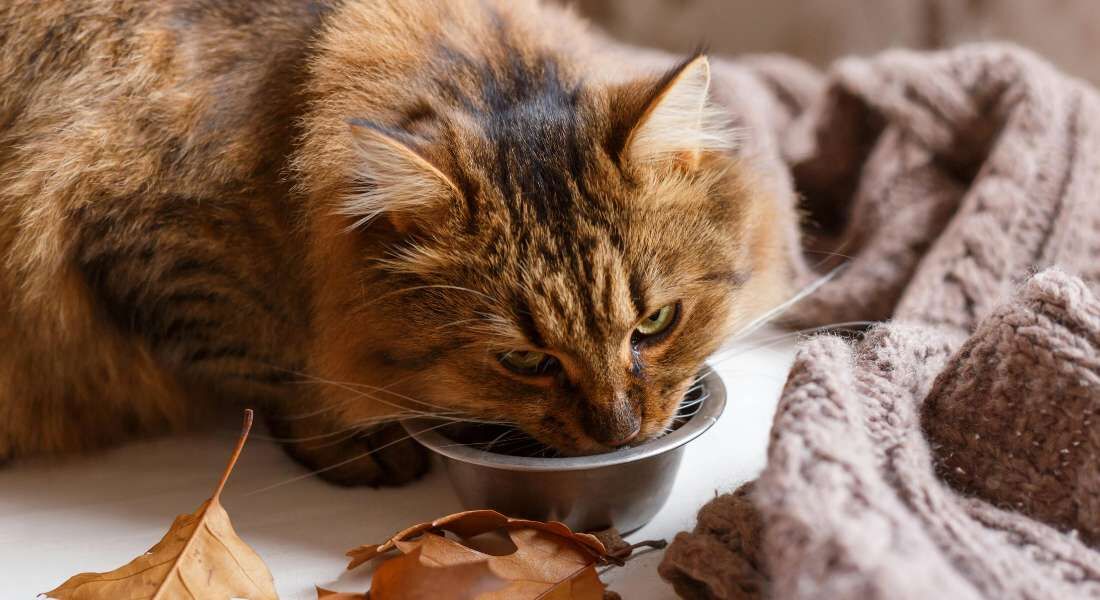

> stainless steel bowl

[{"left": 402, "top": 370, "right": 726, "bottom": 533}]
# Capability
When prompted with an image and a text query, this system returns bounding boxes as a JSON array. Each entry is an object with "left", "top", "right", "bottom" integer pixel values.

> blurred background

[{"left": 571, "top": 0, "right": 1099, "bottom": 83}]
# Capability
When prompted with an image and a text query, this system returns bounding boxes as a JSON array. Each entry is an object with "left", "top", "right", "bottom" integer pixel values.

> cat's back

[
  {"left": 0, "top": 0, "right": 329, "bottom": 319},
  {"left": 0, "top": 0, "right": 329, "bottom": 457},
  {"left": 0, "top": 0, "right": 329, "bottom": 201}
]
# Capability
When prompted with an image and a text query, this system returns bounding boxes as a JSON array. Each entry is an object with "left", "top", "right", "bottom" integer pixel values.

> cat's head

[{"left": 307, "top": 55, "right": 792, "bottom": 454}]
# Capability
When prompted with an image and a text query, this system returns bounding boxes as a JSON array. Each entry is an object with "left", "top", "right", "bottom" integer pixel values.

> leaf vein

[{"left": 203, "top": 519, "right": 266, "bottom": 592}]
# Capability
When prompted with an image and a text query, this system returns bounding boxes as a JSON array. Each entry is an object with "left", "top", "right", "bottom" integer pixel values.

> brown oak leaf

[
  {"left": 343, "top": 509, "right": 612, "bottom": 600},
  {"left": 44, "top": 410, "right": 278, "bottom": 600}
]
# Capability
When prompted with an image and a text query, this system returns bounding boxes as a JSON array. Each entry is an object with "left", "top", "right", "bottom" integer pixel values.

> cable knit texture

[{"left": 659, "top": 44, "right": 1100, "bottom": 599}]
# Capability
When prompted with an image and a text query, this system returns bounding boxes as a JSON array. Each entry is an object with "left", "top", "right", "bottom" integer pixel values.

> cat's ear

[
  {"left": 619, "top": 55, "right": 734, "bottom": 171},
  {"left": 342, "top": 119, "right": 459, "bottom": 231}
]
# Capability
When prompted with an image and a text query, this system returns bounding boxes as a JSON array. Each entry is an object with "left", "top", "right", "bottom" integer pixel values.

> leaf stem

[
  {"left": 212, "top": 409, "right": 254, "bottom": 501},
  {"left": 601, "top": 539, "right": 669, "bottom": 567}
]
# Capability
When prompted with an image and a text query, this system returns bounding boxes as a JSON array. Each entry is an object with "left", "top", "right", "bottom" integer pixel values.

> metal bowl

[{"left": 402, "top": 370, "right": 726, "bottom": 533}]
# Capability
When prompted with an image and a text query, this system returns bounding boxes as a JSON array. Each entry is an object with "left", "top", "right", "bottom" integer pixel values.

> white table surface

[{"left": 1, "top": 329, "right": 795, "bottom": 600}]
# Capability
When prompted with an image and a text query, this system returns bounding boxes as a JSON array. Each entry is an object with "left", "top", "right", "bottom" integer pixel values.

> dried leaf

[
  {"left": 316, "top": 586, "right": 367, "bottom": 599},
  {"left": 44, "top": 410, "right": 277, "bottom": 600},
  {"left": 588, "top": 526, "right": 667, "bottom": 564},
  {"left": 589, "top": 528, "right": 631, "bottom": 556},
  {"left": 369, "top": 538, "right": 508, "bottom": 599},
  {"left": 346, "top": 509, "right": 608, "bottom": 569},
  {"left": 479, "top": 527, "right": 606, "bottom": 600},
  {"left": 344, "top": 509, "right": 612, "bottom": 600}
]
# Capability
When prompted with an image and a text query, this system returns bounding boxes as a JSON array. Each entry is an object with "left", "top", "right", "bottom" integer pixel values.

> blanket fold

[{"left": 660, "top": 43, "right": 1100, "bottom": 599}]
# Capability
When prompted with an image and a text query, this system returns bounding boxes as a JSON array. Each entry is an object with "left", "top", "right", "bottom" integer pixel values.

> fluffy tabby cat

[{"left": 0, "top": 0, "right": 793, "bottom": 485}]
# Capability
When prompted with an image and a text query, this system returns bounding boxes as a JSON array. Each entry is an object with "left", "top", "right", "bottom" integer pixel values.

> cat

[{"left": 0, "top": 0, "right": 794, "bottom": 486}]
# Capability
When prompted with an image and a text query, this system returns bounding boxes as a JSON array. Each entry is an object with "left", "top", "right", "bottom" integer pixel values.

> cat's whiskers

[
  {"left": 706, "top": 368, "right": 789, "bottom": 384},
  {"left": 287, "top": 373, "right": 440, "bottom": 418},
  {"left": 722, "top": 265, "right": 847, "bottom": 346},
  {"left": 675, "top": 391, "right": 710, "bottom": 419},
  {"left": 682, "top": 382, "right": 705, "bottom": 395},
  {"left": 263, "top": 402, "right": 347, "bottom": 422},
  {"left": 244, "top": 422, "right": 454, "bottom": 495},
  {"left": 679, "top": 324, "right": 870, "bottom": 415},
  {"left": 249, "top": 415, "right": 401, "bottom": 443},
  {"left": 693, "top": 319, "right": 876, "bottom": 391},
  {"left": 268, "top": 359, "right": 500, "bottom": 424},
  {"left": 676, "top": 396, "right": 706, "bottom": 410},
  {"left": 284, "top": 425, "right": 373, "bottom": 449},
  {"left": 333, "top": 379, "right": 511, "bottom": 426},
  {"left": 271, "top": 367, "right": 508, "bottom": 426},
  {"left": 503, "top": 439, "right": 550, "bottom": 457},
  {"left": 484, "top": 428, "right": 523, "bottom": 453},
  {"left": 710, "top": 320, "right": 876, "bottom": 363},
  {"left": 257, "top": 252, "right": 852, "bottom": 482},
  {"left": 433, "top": 427, "right": 529, "bottom": 452},
  {"left": 250, "top": 410, "right": 473, "bottom": 445},
  {"left": 257, "top": 270, "right": 860, "bottom": 473},
  {"left": 804, "top": 249, "right": 856, "bottom": 262}
]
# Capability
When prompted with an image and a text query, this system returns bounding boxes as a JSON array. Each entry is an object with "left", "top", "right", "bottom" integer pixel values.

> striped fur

[{"left": 0, "top": 0, "right": 793, "bottom": 485}]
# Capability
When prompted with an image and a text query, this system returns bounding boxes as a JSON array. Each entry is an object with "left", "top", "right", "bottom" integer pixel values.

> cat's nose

[
  {"left": 580, "top": 393, "right": 641, "bottom": 447},
  {"left": 604, "top": 424, "right": 641, "bottom": 448}
]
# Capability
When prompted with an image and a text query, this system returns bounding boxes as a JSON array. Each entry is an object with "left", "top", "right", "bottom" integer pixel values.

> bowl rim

[{"left": 401, "top": 369, "right": 726, "bottom": 472}]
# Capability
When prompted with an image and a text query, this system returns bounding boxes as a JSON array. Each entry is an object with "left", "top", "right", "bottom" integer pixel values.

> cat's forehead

[
  {"left": 467, "top": 210, "right": 685, "bottom": 335},
  {"left": 490, "top": 240, "right": 642, "bottom": 349},
  {"left": 448, "top": 91, "right": 619, "bottom": 216}
]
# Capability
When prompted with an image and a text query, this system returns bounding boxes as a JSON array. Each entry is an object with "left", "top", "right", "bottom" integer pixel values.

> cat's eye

[
  {"left": 499, "top": 350, "right": 559, "bottom": 376},
  {"left": 633, "top": 303, "right": 680, "bottom": 342}
]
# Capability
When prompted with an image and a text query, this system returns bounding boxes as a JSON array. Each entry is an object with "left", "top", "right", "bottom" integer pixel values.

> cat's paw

[{"left": 276, "top": 421, "right": 430, "bottom": 487}]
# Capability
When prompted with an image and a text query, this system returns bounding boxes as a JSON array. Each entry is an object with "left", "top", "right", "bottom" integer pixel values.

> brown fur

[{"left": 0, "top": 0, "right": 792, "bottom": 485}]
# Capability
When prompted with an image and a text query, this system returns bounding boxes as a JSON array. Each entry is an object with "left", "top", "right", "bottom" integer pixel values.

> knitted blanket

[{"left": 659, "top": 44, "right": 1100, "bottom": 599}]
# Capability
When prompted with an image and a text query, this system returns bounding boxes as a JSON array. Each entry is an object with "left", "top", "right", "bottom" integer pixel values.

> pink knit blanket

[{"left": 659, "top": 44, "right": 1100, "bottom": 599}]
